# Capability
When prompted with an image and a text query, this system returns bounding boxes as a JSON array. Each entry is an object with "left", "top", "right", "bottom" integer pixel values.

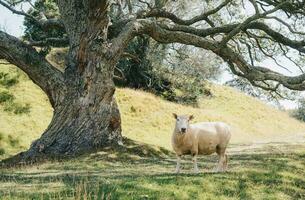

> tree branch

[
  {"left": 137, "top": 19, "right": 305, "bottom": 91},
  {"left": 0, "top": 0, "right": 64, "bottom": 30},
  {"left": 27, "top": 36, "right": 69, "bottom": 47},
  {"left": 158, "top": 21, "right": 305, "bottom": 53},
  {"left": 0, "top": 31, "right": 65, "bottom": 106},
  {"left": 142, "top": 0, "right": 232, "bottom": 26}
]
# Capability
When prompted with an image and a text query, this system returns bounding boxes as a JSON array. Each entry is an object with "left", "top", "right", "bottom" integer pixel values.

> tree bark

[
  {"left": 0, "top": 0, "right": 133, "bottom": 164},
  {"left": 27, "top": 84, "right": 123, "bottom": 159},
  {"left": 2, "top": 57, "right": 124, "bottom": 163}
]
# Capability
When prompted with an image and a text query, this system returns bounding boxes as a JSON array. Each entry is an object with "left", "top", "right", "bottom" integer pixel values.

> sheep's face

[{"left": 173, "top": 113, "right": 194, "bottom": 134}]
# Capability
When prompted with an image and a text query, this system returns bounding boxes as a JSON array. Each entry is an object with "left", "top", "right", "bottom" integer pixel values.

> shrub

[
  {"left": 8, "top": 135, "right": 20, "bottom": 147},
  {"left": 0, "top": 72, "right": 19, "bottom": 87},
  {"left": 291, "top": 98, "right": 305, "bottom": 122},
  {"left": 0, "top": 132, "right": 3, "bottom": 141},
  {"left": 0, "top": 147, "right": 5, "bottom": 155},
  {"left": 0, "top": 91, "right": 14, "bottom": 103},
  {"left": 4, "top": 102, "right": 31, "bottom": 115}
]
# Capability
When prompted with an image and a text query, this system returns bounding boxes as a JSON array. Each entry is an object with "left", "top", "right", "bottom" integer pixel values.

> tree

[
  {"left": 22, "top": 0, "right": 221, "bottom": 105},
  {"left": 292, "top": 98, "right": 305, "bottom": 121},
  {"left": 225, "top": 77, "right": 298, "bottom": 107},
  {"left": 1, "top": 0, "right": 305, "bottom": 162}
]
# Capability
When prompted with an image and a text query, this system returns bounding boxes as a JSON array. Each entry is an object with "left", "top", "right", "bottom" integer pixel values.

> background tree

[
  {"left": 291, "top": 98, "right": 305, "bottom": 121},
  {"left": 225, "top": 77, "right": 298, "bottom": 107},
  {"left": 1, "top": 0, "right": 305, "bottom": 163}
]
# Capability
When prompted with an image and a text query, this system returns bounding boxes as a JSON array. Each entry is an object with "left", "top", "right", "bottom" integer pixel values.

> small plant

[
  {"left": 3, "top": 102, "right": 31, "bottom": 115},
  {"left": 0, "top": 72, "right": 19, "bottom": 87},
  {"left": 291, "top": 98, "right": 305, "bottom": 122},
  {"left": 13, "top": 103, "right": 31, "bottom": 114},
  {"left": 8, "top": 135, "right": 20, "bottom": 147},
  {"left": 0, "top": 132, "right": 3, "bottom": 141},
  {"left": 0, "top": 147, "right": 5, "bottom": 155},
  {"left": 0, "top": 91, "right": 14, "bottom": 103}
]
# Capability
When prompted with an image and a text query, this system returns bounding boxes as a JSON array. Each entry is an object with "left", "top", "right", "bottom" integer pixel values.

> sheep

[{"left": 171, "top": 113, "right": 231, "bottom": 173}]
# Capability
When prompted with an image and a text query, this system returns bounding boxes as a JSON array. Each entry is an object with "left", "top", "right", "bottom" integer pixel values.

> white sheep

[{"left": 171, "top": 113, "right": 231, "bottom": 173}]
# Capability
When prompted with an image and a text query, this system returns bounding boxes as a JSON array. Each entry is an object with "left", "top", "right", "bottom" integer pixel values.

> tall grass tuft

[
  {"left": 0, "top": 72, "right": 19, "bottom": 88},
  {"left": 0, "top": 91, "right": 14, "bottom": 103}
]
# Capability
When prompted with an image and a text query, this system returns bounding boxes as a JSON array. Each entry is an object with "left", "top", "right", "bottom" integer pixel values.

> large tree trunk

[
  {"left": 28, "top": 85, "right": 122, "bottom": 158},
  {"left": 4, "top": 59, "right": 123, "bottom": 163},
  {"left": 0, "top": 0, "right": 139, "bottom": 164}
]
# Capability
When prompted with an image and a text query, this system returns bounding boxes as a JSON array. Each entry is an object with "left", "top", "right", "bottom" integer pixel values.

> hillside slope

[{"left": 1, "top": 63, "right": 305, "bottom": 159}]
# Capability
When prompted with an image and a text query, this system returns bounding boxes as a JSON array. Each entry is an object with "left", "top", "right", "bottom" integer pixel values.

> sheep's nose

[{"left": 181, "top": 128, "right": 186, "bottom": 133}]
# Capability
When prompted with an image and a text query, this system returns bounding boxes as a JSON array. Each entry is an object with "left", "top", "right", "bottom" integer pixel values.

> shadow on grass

[{"left": 1, "top": 145, "right": 304, "bottom": 199}]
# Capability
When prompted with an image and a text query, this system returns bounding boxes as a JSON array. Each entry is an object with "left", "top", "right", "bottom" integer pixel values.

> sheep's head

[{"left": 173, "top": 113, "right": 194, "bottom": 134}]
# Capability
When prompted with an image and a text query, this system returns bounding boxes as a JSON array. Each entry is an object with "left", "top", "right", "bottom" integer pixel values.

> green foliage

[
  {"left": 7, "top": 135, "right": 20, "bottom": 148},
  {"left": 0, "top": 90, "right": 31, "bottom": 115},
  {"left": 116, "top": 37, "right": 220, "bottom": 105},
  {"left": 3, "top": 102, "right": 31, "bottom": 115},
  {"left": 0, "top": 148, "right": 5, "bottom": 155},
  {"left": 23, "top": 0, "right": 65, "bottom": 46},
  {"left": 0, "top": 72, "right": 19, "bottom": 87},
  {"left": 0, "top": 91, "right": 14, "bottom": 103},
  {"left": 291, "top": 98, "right": 305, "bottom": 122},
  {"left": 0, "top": 70, "right": 31, "bottom": 115},
  {"left": 115, "top": 36, "right": 161, "bottom": 89}
]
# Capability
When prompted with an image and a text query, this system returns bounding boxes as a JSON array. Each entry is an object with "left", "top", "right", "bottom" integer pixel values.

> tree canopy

[
  {"left": 1, "top": 0, "right": 305, "bottom": 162},
  {"left": 1, "top": 0, "right": 305, "bottom": 92}
]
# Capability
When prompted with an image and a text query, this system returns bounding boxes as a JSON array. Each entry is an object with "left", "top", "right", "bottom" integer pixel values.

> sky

[
  {"left": 0, "top": 4, "right": 28, "bottom": 37},
  {"left": 0, "top": 3, "right": 301, "bottom": 109}
]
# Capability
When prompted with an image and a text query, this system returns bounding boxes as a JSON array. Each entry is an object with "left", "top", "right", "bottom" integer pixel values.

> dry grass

[{"left": 117, "top": 86, "right": 305, "bottom": 149}]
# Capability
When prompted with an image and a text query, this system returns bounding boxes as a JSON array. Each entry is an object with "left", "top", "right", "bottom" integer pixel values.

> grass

[
  {"left": 0, "top": 143, "right": 304, "bottom": 199},
  {"left": 1, "top": 61, "right": 305, "bottom": 199},
  {"left": 1, "top": 62, "right": 305, "bottom": 158}
]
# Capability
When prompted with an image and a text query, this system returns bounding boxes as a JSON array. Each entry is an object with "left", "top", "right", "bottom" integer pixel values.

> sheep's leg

[
  {"left": 216, "top": 145, "right": 227, "bottom": 172},
  {"left": 216, "top": 154, "right": 226, "bottom": 172},
  {"left": 175, "top": 155, "right": 182, "bottom": 173},
  {"left": 223, "top": 154, "right": 228, "bottom": 171},
  {"left": 192, "top": 154, "right": 199, "bottom": 173},
  {"left": 218, "top": 154, "right": 226, "bottom": 172}
]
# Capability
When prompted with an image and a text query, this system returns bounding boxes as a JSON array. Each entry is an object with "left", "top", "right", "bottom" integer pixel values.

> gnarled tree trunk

[
  {"left": 28, "top": 61, "right": 123, "bottom": 159},
  {"left": 0, "top": 0, "right": 138, "bottom": 163}
]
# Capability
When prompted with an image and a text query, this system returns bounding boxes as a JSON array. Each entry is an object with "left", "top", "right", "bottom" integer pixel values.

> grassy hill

[
  {"left": 1, "top": 63, "right": 305, "bottom": 160},
  {"left": 1, "top": 63, "right": 305, "bottom": 200}
]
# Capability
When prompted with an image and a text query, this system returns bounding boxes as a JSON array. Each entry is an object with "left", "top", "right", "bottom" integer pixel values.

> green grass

[{"left": 0, "top": 143, "right": 304, "bottom": 200}]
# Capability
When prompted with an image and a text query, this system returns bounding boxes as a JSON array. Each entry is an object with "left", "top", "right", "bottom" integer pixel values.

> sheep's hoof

[
  {"left": 194, "top": 168, "right": 200, "bottom": 174},
  {"left": 212, "top": 167, "right": 221, "bottom": 173}
]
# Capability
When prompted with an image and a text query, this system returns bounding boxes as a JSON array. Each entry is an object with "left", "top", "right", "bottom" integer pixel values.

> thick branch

[
  {"left": 109, "top": 20, "right": 139, "bottom": 61},
  {"left": 0, "top": 31, "right": 65, "bottom": 106},
  {"left": 143, "top": 0, "right": 232, "bottom": 26},
  {"left": 137, "top": 19, "right": 305, "bottom": 90},
  {"left": 28, "top": 37, "right": 69, "bottom": 47},
  {"left": 160, "top": 21, "right": 305, "bottom": 53}
]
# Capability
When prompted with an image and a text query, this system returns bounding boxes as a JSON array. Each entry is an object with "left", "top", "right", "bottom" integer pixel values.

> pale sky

[
  {"left": 0, "top": 4, "right": 28, "bottom": 37},
  {"left": 0, "top": 3, "right": 301, "bottom": 109}
]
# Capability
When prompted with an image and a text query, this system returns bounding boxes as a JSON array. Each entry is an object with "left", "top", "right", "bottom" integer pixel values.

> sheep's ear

[
  {"left": 189, "top": 115, "right": 194, "bottom": 121},
  {"left": 173, "top": 113, "right": 178, "bottom": 119}
]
